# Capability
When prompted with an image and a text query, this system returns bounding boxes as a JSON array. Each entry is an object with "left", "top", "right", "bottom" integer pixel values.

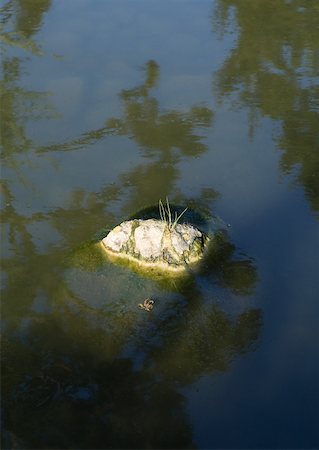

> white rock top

[{"left": 101, "top": 219, "right": 209, "bottom": 272}]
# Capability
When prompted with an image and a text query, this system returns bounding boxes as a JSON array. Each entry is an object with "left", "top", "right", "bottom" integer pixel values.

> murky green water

[{"left": 1, "top": 1, "right": 318, "bottom": 448}]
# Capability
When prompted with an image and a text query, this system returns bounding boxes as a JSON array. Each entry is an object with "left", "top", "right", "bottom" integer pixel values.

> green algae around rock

[{"left": 65, "top": 205, "right": 229, "bottom": 280}]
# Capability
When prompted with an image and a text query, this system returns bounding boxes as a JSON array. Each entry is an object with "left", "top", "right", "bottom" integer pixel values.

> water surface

[{"left": 1, "top": 1, "right": 319, "bottom": 448}]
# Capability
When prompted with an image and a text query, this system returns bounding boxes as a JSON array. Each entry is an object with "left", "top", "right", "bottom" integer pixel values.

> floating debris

[{"left": 138, "top": 298, "right": 155, "bottom": 311}]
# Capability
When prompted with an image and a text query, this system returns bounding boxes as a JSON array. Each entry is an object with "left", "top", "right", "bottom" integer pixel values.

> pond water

[{"left": 1, "top": 1, "right": 319, "bottom": 448}]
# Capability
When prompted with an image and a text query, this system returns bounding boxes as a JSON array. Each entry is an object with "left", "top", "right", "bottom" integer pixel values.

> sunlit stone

[
  {"left": 103, "top": 221, "right": 133, "bottom": 252},
  {"left": 134, "top": 219, "right": 165, "bottom": 259},
  {"left": 101, "top": 218, "right": 209, "bottom": 272}
]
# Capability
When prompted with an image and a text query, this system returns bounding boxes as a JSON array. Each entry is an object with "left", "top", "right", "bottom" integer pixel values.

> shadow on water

[
  {"left": 212, "top": 0, "right": 319, "bottom": 214},
  {"left": 1, "top": 2, "right": 262, "bottom": 448}
]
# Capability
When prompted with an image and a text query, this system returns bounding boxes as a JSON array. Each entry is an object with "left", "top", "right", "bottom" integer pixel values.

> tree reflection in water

[
  {"left": 1, "top": 2, "right": 262, "bottom": 448},
  {"left": 2, "top": 225, "right": 261, "bottom": 449},
  {"left": 212, "top": 0, "right": 319, "bottom": 212},
  {"left": 3, "top": 281, "right": 261, "bottom": 449},
  {"left": 38, "top": 58, "right": 215, "bottom": 215}
]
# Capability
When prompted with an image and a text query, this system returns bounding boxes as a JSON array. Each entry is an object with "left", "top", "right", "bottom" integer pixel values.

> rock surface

[{"left": 101, "top": 219, "right": 209, "bottom": 272}]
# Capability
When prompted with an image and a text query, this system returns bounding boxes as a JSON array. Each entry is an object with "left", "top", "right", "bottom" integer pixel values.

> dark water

[{"left": 1, "top": 1, "right": 319, "bottom": 448}]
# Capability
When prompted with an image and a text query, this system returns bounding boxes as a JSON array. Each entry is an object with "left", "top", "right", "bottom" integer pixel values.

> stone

[
  {"left": 134, "top": 220, "right": 164, "bottom": 259},
  {"left": 104, "top": 221, "right": 133, "bottom": 252},
  {"left": 101, "top": 218, "right": 209, "bottom": 273}
]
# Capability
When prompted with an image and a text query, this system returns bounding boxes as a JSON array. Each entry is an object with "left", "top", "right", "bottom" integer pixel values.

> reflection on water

[
  {"left": 1, "top": 2, "right": 261, "bottom": 448},
  {"left": 3, "top": 306, "right": 262, "bottom": 448},
  {"left": 213, "top": 0, "right": 319, "bottom": 213},
  {"left": 39, "top": 59, "right": 215, "bottom": 216},
  {"left": 1, "top": 0, "right": 318, "bottom": 448},
  {"left": 0, "top": 0, "right": 50, "bottom": 53},
  {"left": 3, "top": 255, "right": 261, "bottom": 448}
]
